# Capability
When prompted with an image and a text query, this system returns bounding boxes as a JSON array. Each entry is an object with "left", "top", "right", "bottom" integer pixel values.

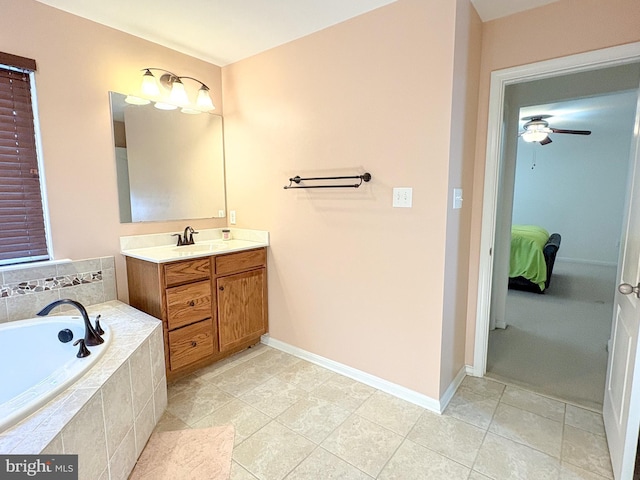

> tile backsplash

[{"left": 0, "top": 257, "right": 117, "bottom": 323}]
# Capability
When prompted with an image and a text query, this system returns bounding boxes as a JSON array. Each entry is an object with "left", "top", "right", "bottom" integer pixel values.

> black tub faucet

[{"left": 37, "top": 299, "right": 104, "bottom": 346}]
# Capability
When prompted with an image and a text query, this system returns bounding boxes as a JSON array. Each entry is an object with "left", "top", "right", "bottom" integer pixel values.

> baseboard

[{"left": 261, "top": 335, "right": 464, "bottom": 414}]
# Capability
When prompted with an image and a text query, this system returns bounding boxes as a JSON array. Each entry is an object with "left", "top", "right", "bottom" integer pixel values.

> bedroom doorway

[
  {"left": 485, "top": 89, "right": 636, "bottom": 409},
  {"left": 473, "top": 42, "right": 640, "bottom": 478}
]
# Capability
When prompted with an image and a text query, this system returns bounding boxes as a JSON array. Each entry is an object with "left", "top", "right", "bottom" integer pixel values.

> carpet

[
  {"left": 129, "top": 425, "right": 235, "bottom": 480},
  {"left": 487, "top": 260, "right": 616, "bottom": 410}
]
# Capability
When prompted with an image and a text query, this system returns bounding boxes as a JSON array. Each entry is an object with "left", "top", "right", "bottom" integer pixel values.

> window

[{"left": 0, "top": 52, "right": 49, "bottom": 266}]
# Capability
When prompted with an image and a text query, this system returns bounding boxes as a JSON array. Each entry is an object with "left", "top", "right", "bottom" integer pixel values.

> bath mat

[{"left": 129, "top": 425, "right": 235, "bottom": 480}]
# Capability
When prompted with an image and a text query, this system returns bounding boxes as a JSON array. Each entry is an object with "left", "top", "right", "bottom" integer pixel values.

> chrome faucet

[{"left": 37, "top": 299, "right": 104, "bottom": 346}]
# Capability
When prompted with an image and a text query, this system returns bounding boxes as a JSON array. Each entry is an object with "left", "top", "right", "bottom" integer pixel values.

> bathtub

[{"left": 0, "top": 316, "right": 111, "bottom": 433}]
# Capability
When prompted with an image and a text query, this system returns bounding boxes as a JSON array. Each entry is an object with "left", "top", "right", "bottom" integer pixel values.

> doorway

[{"left": 485, "top": 91, "right": 636, "bottom": 409}]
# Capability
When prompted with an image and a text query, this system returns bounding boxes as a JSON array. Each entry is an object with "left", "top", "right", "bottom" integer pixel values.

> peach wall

[
  {"left": 440, "top": 0, "right": 482, "bottom": 393},
  {"left": 1, "top": 0, "right": 226, "bottom": 300},
  {"left": 223, "top": 0, "right": 469, "bottom": 399},
  {"left": 465, "top": 0, "right": 640, "bottom": 365}
]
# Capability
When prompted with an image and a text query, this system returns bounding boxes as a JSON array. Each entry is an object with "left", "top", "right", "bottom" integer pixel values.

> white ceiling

[{"left": 35, "top": 0, "right": 560, "bottom": 66}]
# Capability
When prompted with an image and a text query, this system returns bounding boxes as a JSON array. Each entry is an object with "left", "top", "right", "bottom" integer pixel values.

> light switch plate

[
  {"left": 393, "top": 187, "right": 412, "bottom": 208},
  {"left": 229, "top": 210, "right": 236, "bottom": 224}
]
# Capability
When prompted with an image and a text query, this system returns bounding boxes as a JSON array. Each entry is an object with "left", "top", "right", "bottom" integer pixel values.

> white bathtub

[{"left": 0, "top": 316, "right": 111, "bottom": 433}]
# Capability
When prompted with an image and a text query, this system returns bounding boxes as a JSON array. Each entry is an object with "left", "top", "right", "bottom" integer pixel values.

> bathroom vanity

[{"left": 121, "top": 230, "right": 268, "bottom": 381}]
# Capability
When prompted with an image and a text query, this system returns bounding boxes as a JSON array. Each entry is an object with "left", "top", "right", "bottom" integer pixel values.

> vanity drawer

[
  {"left": 166, "top": 280, "right": 212, "bottom": 330},
  {"left": 168, "top": 319, "right": 214, "bottom": 371},
  {"left": 215, "top": 248, "right": 266, "bottom": 275},
  {"left": 164, "top": 258, "right": 210, "bottom": 287}
]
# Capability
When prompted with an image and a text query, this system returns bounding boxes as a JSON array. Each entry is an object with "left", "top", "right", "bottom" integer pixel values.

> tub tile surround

[
  {"left": 0, "top": 256, "right": 166, "bottom": 480},
  {"left": 0, "top": 256, "right": 117, "bottom": 323},
  {"left": 1, "top": 301, "right": 165, "bottom": 479}
]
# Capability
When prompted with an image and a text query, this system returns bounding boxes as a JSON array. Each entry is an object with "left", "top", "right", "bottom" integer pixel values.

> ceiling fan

[{"left": 519, "top": 115, "right": 591, "bottom": 145}]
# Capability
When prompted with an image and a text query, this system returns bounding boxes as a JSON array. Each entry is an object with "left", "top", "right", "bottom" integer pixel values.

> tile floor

[{"left": 152, "top": 344, "right": 613, "bottom": 480}]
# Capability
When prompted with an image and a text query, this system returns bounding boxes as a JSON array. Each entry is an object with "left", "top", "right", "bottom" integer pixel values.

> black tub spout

[{"left": 37, "top": 299, "right": 104, "bottom": 346}]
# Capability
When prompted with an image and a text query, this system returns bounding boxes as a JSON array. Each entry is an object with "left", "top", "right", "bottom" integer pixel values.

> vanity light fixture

[{"left": 138, "top": 68, "right": 216, "bottom": 113}]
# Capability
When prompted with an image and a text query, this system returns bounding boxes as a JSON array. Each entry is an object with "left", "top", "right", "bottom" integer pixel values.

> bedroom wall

[{"left": 512, "top": 93, "right": 636, "bottom": 265}]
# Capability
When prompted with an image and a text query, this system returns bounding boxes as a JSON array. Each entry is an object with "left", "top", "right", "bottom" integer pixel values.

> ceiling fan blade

[
  {"left": 550, "top": 128, "right": 591, "bottom": 135},
  {"left": 539, "top": 136, "right": 552, "bottom": 145}
]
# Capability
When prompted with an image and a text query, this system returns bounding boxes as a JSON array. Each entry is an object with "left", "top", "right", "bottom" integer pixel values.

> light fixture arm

[
  {"left": 141, "top": 68, "right": 210, "bottom": 90},
  {"left": 138, "top": 67, "right": 216, "bottom": 112}
]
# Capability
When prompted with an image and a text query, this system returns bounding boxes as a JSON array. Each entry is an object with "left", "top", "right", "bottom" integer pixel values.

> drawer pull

[
  {"left": 189, "top": 300, "right": 195, "bottom": 307},
  {"left": 219, "top": 286, "right": 224, "bottom": 291},
  {"left": 191, "top": 341, "right": 197, "bottom": 347}
]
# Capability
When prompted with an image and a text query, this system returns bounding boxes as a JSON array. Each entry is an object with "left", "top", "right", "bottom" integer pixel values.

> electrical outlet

[
  {"left": 230, "top": 210, "right": 236, "bottom": 224},
  {"left": 218, "top": 210, "right": 225, "bottom": 217},
  {"left": 392, "top": 187, "right": 412, "bottom": 208}
]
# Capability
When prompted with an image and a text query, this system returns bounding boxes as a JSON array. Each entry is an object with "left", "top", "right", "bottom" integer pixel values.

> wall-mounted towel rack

[{"left": 284, "top": 173, "right": 372, "bottom": 189}]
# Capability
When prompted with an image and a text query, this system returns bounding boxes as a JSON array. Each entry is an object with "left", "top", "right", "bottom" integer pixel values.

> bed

[{"left": 508, "top": 225, "right": 561, "bottom": 294}]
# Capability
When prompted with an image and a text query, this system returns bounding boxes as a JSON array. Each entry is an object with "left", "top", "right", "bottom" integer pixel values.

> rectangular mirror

[{"left": 109, "top": 91, "right": 226, "bottom": 223}]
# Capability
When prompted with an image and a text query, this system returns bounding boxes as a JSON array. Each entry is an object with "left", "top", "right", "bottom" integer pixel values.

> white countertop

[{"left": 120, "top": 228, "right": 269, "bottom": 263}]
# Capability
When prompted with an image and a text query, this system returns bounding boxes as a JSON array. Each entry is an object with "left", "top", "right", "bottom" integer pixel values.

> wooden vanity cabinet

[{"left": 125, "top": 247, "right": 268, "bottom": 381}]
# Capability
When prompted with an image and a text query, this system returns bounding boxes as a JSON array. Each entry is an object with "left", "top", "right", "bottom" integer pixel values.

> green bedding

[{"left": 510, "top": 225, "right": 550, "bottom": 291}]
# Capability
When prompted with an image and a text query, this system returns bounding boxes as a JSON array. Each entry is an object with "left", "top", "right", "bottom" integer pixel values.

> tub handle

[
  {"left": 73, "top": 339, "right": 91, "bottom": 358},
  {"left": 94, "top": 314, "right": 105, "bottom": 335}
]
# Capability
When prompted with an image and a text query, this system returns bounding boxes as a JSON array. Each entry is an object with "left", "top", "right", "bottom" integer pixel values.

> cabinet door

[{"left": 217, "top": 268, "right": 266, "bottom": 352}]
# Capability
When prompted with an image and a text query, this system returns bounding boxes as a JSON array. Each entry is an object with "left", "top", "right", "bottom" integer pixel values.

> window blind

[{"left": 0, "top": 61, "right": 49, "bottom": 265}]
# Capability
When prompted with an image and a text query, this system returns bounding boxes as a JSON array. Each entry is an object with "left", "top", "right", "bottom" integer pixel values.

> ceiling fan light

[{"left": 522, "top": 130, "right": 549, "bottom": 142}]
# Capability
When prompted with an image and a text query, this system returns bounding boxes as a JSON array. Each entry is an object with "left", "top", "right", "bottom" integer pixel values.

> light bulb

[
  {"left": 124, "top": 95, "right": 150, "bottom": 105},
  {"left": 169, "top": 79, "right": 189, "bottom": 106},
  {"left": 154, "top": 102, "right": 178, "bottom": 111},
  {"left": 140, "top": 69, "right": 160, "bottom": 97},
  {"left": 196, "top": 87, "right": 215, "bottom": 111}
]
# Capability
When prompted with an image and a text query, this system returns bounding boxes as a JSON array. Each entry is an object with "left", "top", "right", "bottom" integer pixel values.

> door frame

[{"left": 473, "top": 41, "right": 640, "bottom": 377}]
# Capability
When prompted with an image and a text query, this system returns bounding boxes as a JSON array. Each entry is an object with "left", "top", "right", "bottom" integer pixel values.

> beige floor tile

[
  {"left": 190, "top": 399, "right": 271, "bottom": 445},
  {"left": 469, "top": 471, "right": 493, "bottom": 480},
  {"left": 378, "top": 439, "right": 470, "bottom": 480},
  {"left": 565, "top": 404, "right": 606, "bottom": 436},
  {"left": 233, "top": 421, "right": 315, "bottom": 480},
  {"left": 560, "top": 461, "right": 612, "bottom": 479},
  {"left": 240, "top": 377, "right": 309, "bottom": 417},
  {"left": 152, "top": 411, "right": 190, "bottom": 433},
  {"left": 562, "top": 425, "right": 613, "bottom": 479},
  {"left": 166, "top": 374, "right": 203, "bottom": 399},
  {"left": 277, "top": 396, "right": 351, "bottom": 444},
  {"left": 231, "top": 460, "right": 258, "bottom": 480},
  {"left": 444, "top": 386, "right": 499, "bottom": 430},
  {"left": 461, "top": 376, "right": 506, "bottom": 399},
  {"left": 355, "top": 390, "right": 424, "bottom": 436},
  {"left": 489, "top": 403, "right": 563, "bottom": 457},
  {"left": 243, "top": 348, "right": 302, "bottom": 376},
  {"left": 321, "top": 414, "right": 403, "bottom": 477},
  {"left": 310, "top": 375, "right": 375, "bottom": 412},
  {"left": 167, "top": 383, "right": 234, "bottom": 425},
  {"left": 501, "top": 386, "right": 566, "bottom": 422},
  {"left": 285, "top": 447, "right": 372, "bottom": 479},
  {"left": 209, "top": 361, "right": 276, "bottom": 396},
  {"left": 474, "top": 432, "right": 560, "bottom": 480},
  {"left": 407, "top": 410, "right": 485, "bottom": 467},
  {"left": 274, "top": 360, "right": 337, "bottom": 392}
]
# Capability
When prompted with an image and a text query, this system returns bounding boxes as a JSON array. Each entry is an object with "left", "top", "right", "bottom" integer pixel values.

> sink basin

[{"left": 171, "top": 243, "right": 228, "bottom": 253}]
